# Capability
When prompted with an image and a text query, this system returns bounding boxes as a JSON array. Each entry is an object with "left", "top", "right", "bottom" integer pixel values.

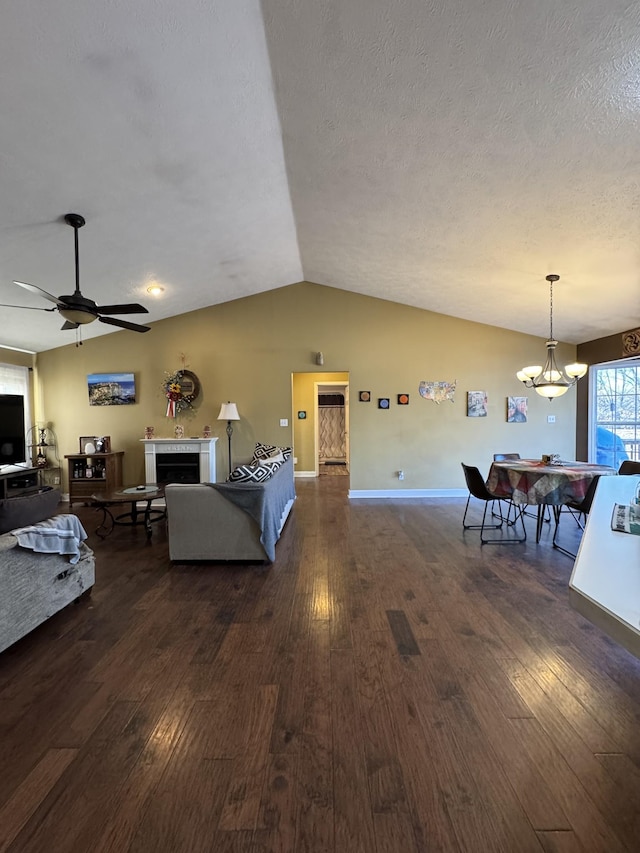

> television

[{"left": 0, "top": 394, "right": 27, "bottom": 467}]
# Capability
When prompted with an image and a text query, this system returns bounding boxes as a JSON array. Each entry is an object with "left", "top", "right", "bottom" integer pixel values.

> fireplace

[
  {"left": 141, "top": 437, "right": 218, "bottom": 485},
  {"left": 155, "top": 452, "right": 200, "bottom": 485}
]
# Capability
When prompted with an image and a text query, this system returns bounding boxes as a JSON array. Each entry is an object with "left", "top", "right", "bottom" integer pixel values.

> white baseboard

[
  {"left": 348, "top": 488, "right": 467, "bottom": 499},
  {"left": 295, "top": 471, "right": 317, "bottom": 478}
]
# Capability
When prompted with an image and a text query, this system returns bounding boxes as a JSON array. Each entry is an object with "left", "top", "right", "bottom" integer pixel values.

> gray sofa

[
  {"left": 165, "top": 455, "right": 295, "bottom": 562},
  {"left": 0, "top": 488, "right": 95, "bottom": 653}
]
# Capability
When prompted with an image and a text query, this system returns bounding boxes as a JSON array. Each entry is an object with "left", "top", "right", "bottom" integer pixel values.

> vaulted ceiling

[{"left": 1, "top": 0, "right": 639, "bottom": 353}]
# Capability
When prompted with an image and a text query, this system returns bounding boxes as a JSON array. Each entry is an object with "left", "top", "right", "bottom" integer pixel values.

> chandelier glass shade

[{"left": 517, "top": 275, "right": 587, "bottom": 400}]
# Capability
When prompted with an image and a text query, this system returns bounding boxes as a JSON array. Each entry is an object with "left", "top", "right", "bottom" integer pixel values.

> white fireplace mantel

[{"left": 141, "top": 437, "right": 218, "bottom": 484}]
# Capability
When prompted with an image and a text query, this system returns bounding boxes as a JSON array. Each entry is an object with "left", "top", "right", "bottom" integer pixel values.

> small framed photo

[
  {"left": 467, "top": 391, "right": 488, "bottom": 417},
  {"left": 378, "top": 398, "right": 390, "bottom": 409},
  {"left": 397, "top": 394, "right": 409, "bottom": 405},
  {"left": 359, "top": 391, "right": 371, "bottom": 402},
  {"left": 79, "top": 436, "right": 97, "bottom": 454},
  {"left": 298, "top": 410, "right": 307, "bottom": 419},
  {"left": 507, "top": 396, "right": 528, "bottom": 423}
]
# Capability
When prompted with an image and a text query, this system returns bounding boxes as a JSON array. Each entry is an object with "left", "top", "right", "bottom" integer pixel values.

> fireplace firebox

[
  {"left": 141, "top": 437, "right": 218, "bottom": 485},
  {"left": 155, "top": 452, "right": 200, "bottom": 484}
]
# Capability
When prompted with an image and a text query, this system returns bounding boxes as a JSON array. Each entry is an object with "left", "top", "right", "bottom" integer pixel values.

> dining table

[{"left": 486, "top": 458, "right": 616, "bottom": 542}]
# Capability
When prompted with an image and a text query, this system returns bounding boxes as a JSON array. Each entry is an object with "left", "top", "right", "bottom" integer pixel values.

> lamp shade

[{"left": 218, "top": 402, "right": 240, "bottom": 421}]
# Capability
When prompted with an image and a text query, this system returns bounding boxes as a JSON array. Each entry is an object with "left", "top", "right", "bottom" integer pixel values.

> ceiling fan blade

[
  {"left": 99, "top": 316, "right": 150, "bottom": 333},
  {"left": 13, "top": 280, "right": 64, "bottom": 306},
  {"left": 0, "top": 303, "right": 57, "bottom": 312},
  {"left": 95, "top": 303, "right": 149, "bottom": 315},
  {"left": 61, "top": 320, "right": 79, "bottom": 330}
]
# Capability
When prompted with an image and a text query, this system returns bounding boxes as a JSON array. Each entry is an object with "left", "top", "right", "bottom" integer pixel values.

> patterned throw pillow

[
  {"left": 251, "top": 442, "right": 292, "bottom": 464},
  {"left": 227, "top": 462, "right": 280, "bottom": 483}
]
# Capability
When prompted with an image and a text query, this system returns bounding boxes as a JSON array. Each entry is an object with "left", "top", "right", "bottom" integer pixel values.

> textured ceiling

[{"left": 1, "top": 0, "right": 639, "bottom": 353}]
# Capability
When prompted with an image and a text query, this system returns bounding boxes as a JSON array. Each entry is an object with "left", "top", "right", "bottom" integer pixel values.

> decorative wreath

[{"left": 163, "top": 369, "right": 200, "bottom": 418}]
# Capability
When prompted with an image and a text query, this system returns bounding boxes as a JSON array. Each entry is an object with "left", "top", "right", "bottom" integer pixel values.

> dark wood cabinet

[{"left": 65, "top": 451, "right": 124, "bottom": 505}]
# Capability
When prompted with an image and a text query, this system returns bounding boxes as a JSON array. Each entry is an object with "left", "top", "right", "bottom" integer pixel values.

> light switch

[
  {"left": 547, "top": 414, "right": 556, "bottom": 423},
  {"left": 280, "top": 418, "right": 288, "bottom": 427}
]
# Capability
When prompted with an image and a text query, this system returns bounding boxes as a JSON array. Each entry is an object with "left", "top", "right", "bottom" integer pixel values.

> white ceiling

[{"left": 1, "top": 0, "right": 639, "bottom": 353}]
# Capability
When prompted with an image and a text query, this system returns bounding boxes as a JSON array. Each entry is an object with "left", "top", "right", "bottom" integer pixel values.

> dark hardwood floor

[{"left": 1, "top": 478, "right": 639, "bottom": 852}]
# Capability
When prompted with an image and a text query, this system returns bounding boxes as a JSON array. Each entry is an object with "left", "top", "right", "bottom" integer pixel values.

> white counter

[{"left": 569, "top": 474, "right": 640, "bottom": 659}]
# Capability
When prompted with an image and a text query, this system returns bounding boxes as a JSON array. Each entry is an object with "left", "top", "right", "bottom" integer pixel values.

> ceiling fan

[{"left": 1, "top": 213, "right": 150, "bottom": 335}]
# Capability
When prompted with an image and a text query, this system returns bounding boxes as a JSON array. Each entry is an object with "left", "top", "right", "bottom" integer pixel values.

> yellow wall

[{"left": 34, "top": 281, "right": 580, "bottom": 492}]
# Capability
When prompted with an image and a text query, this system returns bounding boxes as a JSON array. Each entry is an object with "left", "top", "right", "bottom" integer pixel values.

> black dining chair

[
  {"left": 619, "top": 460, "right": 640, "bottom": 475},
  {"left": 552, "top": 474, "right": 601, "bottom": 558},
  {"left": 461, "top": 463, "right": 526, "bottom": 544}
]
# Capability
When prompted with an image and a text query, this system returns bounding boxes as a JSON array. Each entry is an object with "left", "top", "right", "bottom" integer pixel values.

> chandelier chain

[{"left": 548, "top": 277, "right": 553, "bottom": 340}]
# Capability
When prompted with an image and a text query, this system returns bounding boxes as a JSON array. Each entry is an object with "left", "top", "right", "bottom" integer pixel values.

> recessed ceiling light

[{"left": 147, "top": 284, "right": 165, "bottom": 296}]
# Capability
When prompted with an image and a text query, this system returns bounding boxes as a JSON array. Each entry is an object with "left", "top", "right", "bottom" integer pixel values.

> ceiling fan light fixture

[
  {"left": 58, "top": 306, "right": 98, "bottom": 325},
  {"left": 517, "top": 275, "right": 588, "bottom": 401},
  {"left": 146, "top": 284, "right": 164, "bottom": 296}
]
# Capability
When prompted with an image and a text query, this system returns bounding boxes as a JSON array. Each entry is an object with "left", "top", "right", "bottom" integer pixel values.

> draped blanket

[
  {"left": 209, "top": 459, "right": 295, "bottom": 561},
  {"left": 12, "top": 514, "right": 88, "bottom": 565}
]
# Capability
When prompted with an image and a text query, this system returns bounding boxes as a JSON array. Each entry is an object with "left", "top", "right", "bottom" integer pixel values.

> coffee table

[{"left": 91, "top": 484, "right": 166, "bottom": 539}]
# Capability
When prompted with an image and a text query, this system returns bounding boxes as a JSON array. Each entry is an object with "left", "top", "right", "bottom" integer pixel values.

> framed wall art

[
  {"left": 88, "top": 372, "right": 136, "bottom": 406},
  {"left": 507, "top": 396, "right": 527, "bottom": 423},
  {"left": 467, "top": 391, "right": 488, "bottom": 417}
]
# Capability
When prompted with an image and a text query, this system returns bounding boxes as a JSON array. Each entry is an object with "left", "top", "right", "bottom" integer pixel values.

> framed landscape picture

[{"left": 88, "top": 372, "right": 136, "bottom": 406}]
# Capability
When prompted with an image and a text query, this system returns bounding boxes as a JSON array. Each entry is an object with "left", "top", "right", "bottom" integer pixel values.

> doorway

[{"left": 291, "top": 372, "right": 349, "bottom": 477}]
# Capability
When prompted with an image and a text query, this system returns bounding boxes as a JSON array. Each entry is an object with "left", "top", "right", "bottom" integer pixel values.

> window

[
  {"left": 0, "top": 363, "right": 32, "bottom": 451},
  {"left": 589, "top": 358, "right": 640, "bottom": 468}
]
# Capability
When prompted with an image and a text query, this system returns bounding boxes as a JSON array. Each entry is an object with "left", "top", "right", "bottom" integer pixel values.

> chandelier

[{"left": 517, "top": 274, "right": 587, "bottom": 400}]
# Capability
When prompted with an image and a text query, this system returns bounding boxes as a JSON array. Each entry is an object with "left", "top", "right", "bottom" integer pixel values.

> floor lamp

[{"left": 217, "top": 402, "right": 240, "bottom": 475}]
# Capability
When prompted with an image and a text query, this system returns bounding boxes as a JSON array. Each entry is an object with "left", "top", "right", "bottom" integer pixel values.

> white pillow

[{"left": 258, "top": 451, "right": 285, "bottom": 466}]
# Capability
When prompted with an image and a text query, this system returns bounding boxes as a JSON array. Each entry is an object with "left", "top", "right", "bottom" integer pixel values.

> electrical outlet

[
  {"left": 280, "top": 418, "right": 288, "bottom": 427},
  {"left": 547, "top": 414, "right": 556, "bottom": 423},
  {"left": 54, "top": 475, "right": 60, "bottom": 484},
  {"left": 398, "top": 470, "right": 404, "bottom": 480}
]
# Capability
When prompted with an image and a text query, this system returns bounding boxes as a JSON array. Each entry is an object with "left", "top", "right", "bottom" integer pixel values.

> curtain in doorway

[{"left": 318, "top": 405, "right": 345, "bottom": 460}]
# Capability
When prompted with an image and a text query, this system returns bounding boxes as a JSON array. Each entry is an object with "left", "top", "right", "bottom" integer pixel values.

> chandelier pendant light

[{"left": 517, "top": 274, "right": 587, "bottom": 400}]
